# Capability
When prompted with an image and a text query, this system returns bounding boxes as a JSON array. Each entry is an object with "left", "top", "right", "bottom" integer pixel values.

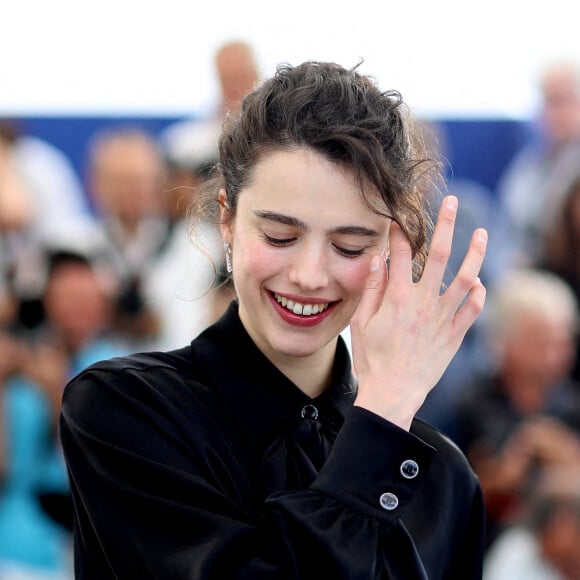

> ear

[{"left": 218, "top": 189, "right": 233, "bottom": 243}]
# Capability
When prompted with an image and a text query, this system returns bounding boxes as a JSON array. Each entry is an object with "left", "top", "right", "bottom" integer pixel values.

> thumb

[{"left": 351, "top": 254, "right": 388, "bottom": 330}]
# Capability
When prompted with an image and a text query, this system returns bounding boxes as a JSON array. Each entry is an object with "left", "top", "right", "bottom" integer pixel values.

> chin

[{"left": 268, "top": 333, "right": 334, "bottom": 359}]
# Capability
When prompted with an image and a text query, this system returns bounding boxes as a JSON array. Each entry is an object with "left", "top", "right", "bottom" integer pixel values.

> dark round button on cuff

[
  {"left": 379, "top": 492, "right": 399, "bottom": 511},
  {"left": 400, "top": 459, "right": 419, "bottom": 479}
]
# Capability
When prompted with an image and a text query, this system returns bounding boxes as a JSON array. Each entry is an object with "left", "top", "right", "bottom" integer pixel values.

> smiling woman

[
  {"left": 218, "top": 148, "right": 392, "bottom": 374},
  {"left": 60, "top": 60, "right": 488, "bottom": 579}
]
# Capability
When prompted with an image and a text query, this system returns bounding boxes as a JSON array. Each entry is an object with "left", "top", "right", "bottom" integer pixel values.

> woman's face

[{"left": 221, "top": 147, "right": 390, "bottom": 366}]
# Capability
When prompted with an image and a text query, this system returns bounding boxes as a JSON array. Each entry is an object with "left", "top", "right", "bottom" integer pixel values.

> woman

[{"left": 60, "top": 61, "right": 488, "bottom": 579}]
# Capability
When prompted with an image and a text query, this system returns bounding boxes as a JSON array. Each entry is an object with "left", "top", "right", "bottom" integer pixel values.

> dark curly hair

[{"left": 191, "top": 60, "right": 441, "bottom": 278}]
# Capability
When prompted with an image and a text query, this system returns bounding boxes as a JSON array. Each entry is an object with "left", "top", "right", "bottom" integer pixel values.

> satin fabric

[{"left": 60, "top": 301, "right": 485, "bottom": 578}]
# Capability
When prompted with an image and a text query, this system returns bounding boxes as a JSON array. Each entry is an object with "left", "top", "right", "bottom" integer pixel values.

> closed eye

[
  {"left": 333, "top": 244, "right": 365, "bottom": 257},
  {"left": 263, "top": 233, "right": 296, "bottom": 246}
]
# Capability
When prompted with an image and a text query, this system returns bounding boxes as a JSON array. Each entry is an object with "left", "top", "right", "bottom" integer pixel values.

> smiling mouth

[{"left": 273, "top": 292, "right": 330, "bottom": 315}]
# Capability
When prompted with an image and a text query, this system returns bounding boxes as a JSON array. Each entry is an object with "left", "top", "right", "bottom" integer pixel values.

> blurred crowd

[{"left": 2, "top": 42, "right": 580, "bottom": 579}]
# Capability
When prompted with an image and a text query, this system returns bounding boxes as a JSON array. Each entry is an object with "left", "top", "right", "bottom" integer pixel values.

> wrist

[{"left": 353, "top": 392, "right": 421, "bottom": 432}]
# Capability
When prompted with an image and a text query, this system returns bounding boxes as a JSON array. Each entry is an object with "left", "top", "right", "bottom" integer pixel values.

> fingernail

[
  {"left": 370, "top": 255, "right": 381, "bottom": 272},
  {"left": 477, "top": 229, "right": 488, "bottom": 243},
  {"left": 445, "top": 196, "right": 458, "bottom": 211}
]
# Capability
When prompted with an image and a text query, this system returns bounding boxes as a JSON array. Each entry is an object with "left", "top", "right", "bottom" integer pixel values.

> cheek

[
  {"left": 335, "top": 257, "right": 374, "bottom": 294},
  {"left": 234, "top": 237, "right": 281, "bottom": 280}
]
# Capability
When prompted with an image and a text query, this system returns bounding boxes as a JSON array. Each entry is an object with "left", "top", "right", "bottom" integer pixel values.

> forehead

[
  {"left": 93, "top": 136, "right": 161, "bottom": 176},
  {"left": 514, "top": 310, "right": 575, "bottom": 338},
  {"left": 238, "top": 148, "right": 387, "bottom": 224}
]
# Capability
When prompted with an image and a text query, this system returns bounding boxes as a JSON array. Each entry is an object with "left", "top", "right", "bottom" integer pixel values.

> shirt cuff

[{"left": 311, "top": 406, "right": 437, "bottom": 519}]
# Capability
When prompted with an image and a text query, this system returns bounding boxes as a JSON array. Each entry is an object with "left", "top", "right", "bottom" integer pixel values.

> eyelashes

[
  {"left": 336, "top": 246, "right": 365, "bottom": 257},
  {"left": 262, "top": 233, "right": 295, "bottom": 247},
  {"left": 262, "top": 234, "right": 365, "bottom": 258}
]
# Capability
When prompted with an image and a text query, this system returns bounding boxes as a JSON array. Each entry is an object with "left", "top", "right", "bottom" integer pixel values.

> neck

[{"left": 270, "top": 341, "right": 337, "bottom": 399}]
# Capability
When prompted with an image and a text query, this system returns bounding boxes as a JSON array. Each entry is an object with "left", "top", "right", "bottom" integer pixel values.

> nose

[{"left": 288, "top": 242, "right": 329, "bottom": 290}]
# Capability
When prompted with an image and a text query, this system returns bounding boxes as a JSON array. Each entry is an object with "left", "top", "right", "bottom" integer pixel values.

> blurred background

[
  {"left": 1, "top": 0, "right": 576, "bottom": 117},
  {"left": 1, "top": 0, "right": 577, "bottom": 198}
]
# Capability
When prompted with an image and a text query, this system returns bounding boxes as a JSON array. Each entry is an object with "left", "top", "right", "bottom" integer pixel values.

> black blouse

[{"left": 60, "top": 301, "right": 484, "bottom": 579}]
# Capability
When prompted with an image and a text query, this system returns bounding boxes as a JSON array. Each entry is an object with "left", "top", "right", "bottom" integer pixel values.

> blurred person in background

[
  {"left": 497, "top": 60, "right": 580, "bottom": 265},
  {"left": 483, "top": 466, "right": 580, "bottom": 580},
  {"left": 159, "top": 39, "right": 260, "bottom": 189},
  {"left": 151, "top": 40, "right": 260, "bottom": 347},
  {"left": 0, "top": 120, "right": 90, "bottom": 239},
  {"left": 540, "top": 174, "right": 580, "bottom": 382},
  {"left": 1, "top": 119, "right": 95, "bottom": 333},
  {"left": 0, "top": 247, "right": 126, "bottom": 579},
  {"left": 0, "top": 122, "right": 33, "bottom": 234},
  {"left": 141, "top": 171, "right": 234, "bottom": 350},
  {"left": 444, "top": 268, "right": 580, "bottom": 549},
  {"left": 0, "top": 179, "right": 24, "bottom": 336},
  {"left": 86, "top": 123, "right": 231, "bottom": 350},
  {"left": 541, "top": 174, "right": 580, "bottom": 300},
  {"left": 86, "top": 125, "right": 169, "bottom": 349},
  {"left": 25, "top": 249, "right": 126, "bottom": 427},
  {"left": 0, "top": 330, "right": 72, "bottom": 580}
]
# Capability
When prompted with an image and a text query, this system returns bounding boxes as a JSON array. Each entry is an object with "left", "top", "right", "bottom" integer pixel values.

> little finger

[{"left": 441, "top": 227, "right": 488, "bottom": 316}]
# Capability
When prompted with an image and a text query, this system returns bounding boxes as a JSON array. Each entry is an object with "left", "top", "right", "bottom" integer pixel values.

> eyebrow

[{"left": 254, "top": 210, "right": 381, "bottom": 237}]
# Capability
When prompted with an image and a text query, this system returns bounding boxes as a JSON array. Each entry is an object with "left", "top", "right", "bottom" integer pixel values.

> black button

[
  {"left": 300, "top": 404, "right": 319, "bottom": 420},
  {"left": 400, "top": 459, "right": 419, "bottom": 479},
  {"left": 379, "top": 492, "right": 399, "bottom": 510}
]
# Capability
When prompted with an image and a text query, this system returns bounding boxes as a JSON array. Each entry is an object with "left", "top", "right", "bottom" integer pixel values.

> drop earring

[{"left": 224, "top": 242, "right": 232, "bottom": 274}]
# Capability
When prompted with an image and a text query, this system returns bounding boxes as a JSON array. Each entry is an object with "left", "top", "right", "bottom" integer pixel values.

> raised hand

[{"left": 351, "top": 195, "right": 487, "bottom": 430}]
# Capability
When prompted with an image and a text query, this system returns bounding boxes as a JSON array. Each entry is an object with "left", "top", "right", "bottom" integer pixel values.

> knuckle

[
  {"left": 455, "top": 271, "right": 474, "bottom": 292},
  {"left": 470, "top": 298, "right": 485, "bottom": 317},
  {"left": 364, "top": 279, "right": 381, "bottom": 291},
  {"left": 416, "top": 299, "right": 434, "bottom": 319},
  {"left": 388, "top": 286, "right": 408, "bottom": 308},
  {"left": 391, "top": 244, "right": 412, "bottom": 259},
  {"left": 430, "top": 246, "right": 451, "bottom": 264},
  {"left": 441, "top": 211, "right": 457, "bottom": 226},
  {"left": 466, "top": 290, "right": 486, "bottom": 316}
]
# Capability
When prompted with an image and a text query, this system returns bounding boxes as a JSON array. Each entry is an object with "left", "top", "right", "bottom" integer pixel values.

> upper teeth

[{"left": 274, "top": 293, "right": 329, "bottom": 315}]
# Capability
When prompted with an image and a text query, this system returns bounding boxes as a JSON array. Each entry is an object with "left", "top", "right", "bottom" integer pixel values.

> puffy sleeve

[{"left": 60, "top": 364, "right": 483, "bottom": 579}]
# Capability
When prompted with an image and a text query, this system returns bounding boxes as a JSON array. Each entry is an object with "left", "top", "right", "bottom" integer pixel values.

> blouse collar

[{"left": 191, "top": 300, "right": 357, "bottom": 450}]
